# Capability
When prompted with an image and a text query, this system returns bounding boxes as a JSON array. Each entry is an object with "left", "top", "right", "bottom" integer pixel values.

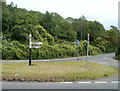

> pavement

[{"left": 1, "top": 53, "right": 120, "bottom": 89}]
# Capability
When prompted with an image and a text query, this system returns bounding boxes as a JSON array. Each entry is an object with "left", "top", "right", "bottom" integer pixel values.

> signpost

[
  {"left": 29, "top": 34, "right": 43, "bottom": 66},
  {"left": 75, "top": 40, "right": 80, "bottom": 45},
  {"left": 75, "top": 40, "right": 80, "bottom": 61},
  {"left": 31, "top": 42, "right": 43, "bottom": 45},
  {"left": 31, "top": 46, "right": 41, "bottom": 49}
]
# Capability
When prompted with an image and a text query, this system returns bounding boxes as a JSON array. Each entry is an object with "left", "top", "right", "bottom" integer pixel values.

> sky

[{"left": 6, "top": 0, "right": 120, "bottom": 30}]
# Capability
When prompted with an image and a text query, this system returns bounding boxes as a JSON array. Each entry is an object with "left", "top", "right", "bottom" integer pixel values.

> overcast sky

[{"left": 6, "top": 0, "right": 119, "bottom": 30}]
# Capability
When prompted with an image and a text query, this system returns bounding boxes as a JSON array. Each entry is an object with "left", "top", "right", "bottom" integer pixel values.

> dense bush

[
  {"left": 29, "top": 40, "right": 101, "bottom": 60},
  {"left": 78, "top": 40, "right": 101, "bottom": 56},
  {"left": 92, "top": 37, "right": 113, "bottom": 53},
  {"left": 115, "top": 43, "right": 120, "bottom": 60},
  {"left": 2, "top": 40, "right": 28, "bottom": 60},
  {"left": 2, "top": 40, "right": 102, "bottom": 60}
]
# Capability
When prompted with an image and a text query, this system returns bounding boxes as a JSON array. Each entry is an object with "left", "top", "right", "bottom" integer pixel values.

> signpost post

[
  {"left": 29, "top": 34, "right": 43, "bottom": 66},
  {"left": 75, "top": 40, "right": 80, "bottom": 61},
  {"left": 29, "top": 34, "right": 32, "bottom": 66},
  {"left": 86, "top": 33, "right": 90, "bottom": 69}
]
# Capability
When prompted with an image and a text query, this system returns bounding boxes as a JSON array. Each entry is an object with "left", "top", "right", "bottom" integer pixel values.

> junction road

[{"left": 2, "top": 53, "right": 119, "bottom": 68}]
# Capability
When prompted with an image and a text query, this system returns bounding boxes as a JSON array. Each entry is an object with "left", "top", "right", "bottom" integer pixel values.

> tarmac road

[
  {"left": 2, "top": 80, "right": 119, "bottom": 89},
  {"left": 2, "top": 53, "right": 119, "bottom": 68}
]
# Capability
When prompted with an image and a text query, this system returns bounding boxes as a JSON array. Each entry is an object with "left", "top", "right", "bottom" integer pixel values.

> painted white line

[
  {"left": 77, "top": 82, "right": 92, "bottom": 83},
  {"left": 59, "top": 81, "right": 120, "bottom": 84},
  {"left": 94, "top": 81, "right": 108, "bottom": 83},
  {"left": 113, "top": 60, "right": 116, "bottom": 61},
  {"left": 103, "top": 58, "right": 108, "bottom": 59},
  {"left": 59, "top": 82, "right": 73, "bottom": 83},
  {"left": 111, "top": 81, "right": 120, "bottom": 83}
]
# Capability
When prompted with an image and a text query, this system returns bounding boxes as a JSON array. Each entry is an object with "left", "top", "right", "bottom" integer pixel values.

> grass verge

[{"left": 2, "top": 61, "right": 118, "bottom": 82}]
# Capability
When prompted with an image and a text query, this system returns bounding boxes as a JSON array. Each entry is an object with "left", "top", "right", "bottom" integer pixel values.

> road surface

[
  {"left": 2, "top": 53, "right": 118, "bottom": 67},
  {"left": 2, "top": 53, "right": 119, "bottom": 89},
  {"left": 2, "top": 80, "right": 119, "bottom": 89}
]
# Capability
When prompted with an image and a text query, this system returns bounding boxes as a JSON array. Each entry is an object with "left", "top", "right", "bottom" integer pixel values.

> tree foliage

[{"left": 2, "top": 2, "right": 119, "bottom": 60}]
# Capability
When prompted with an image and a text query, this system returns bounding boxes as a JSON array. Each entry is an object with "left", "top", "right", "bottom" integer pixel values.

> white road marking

[
  {"left": 94, "top": 81, "right": 108, "bottom": 83},
  {"left": 113, "top": 60, "right": 118, "bottom": 62},
  {"left": 103, "top": 58, "right": 108, "bottom": 59},
  {"left": 77, "top": 82, "right": 92, "bottom": 83},
  {"left": 59, "top": 82, "right": 73, "bottom": 83},
  {"left": 59, "top": 81, "right": 119, "bottom": 84},
  {"left": 111, "top": 81, "right": 120, "bottom": 83}
]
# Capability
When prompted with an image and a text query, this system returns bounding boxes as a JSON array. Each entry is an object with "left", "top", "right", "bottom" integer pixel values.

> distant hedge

[{"left": 2, "top": 40, "right": 102, "bottom": 60}]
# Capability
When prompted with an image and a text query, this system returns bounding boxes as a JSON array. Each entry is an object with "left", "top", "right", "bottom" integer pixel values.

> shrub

[
  {"left": 115, "top": 44, "right": 120, "bottom": 60},
  {"left": 2, "top": 40, "right": 28, "bottom": 60},
  {"left": 2, "top": 40, "right": 102, "bottom": 60}
]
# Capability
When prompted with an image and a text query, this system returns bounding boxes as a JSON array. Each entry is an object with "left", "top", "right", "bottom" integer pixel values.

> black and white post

[
  {"left": 29, "top": 34, "right": 43, "bottom": 66},
  {"left": 29, "top": 34, "right": 32, "bottom": 66},
  {"left": 86, "top": 33, "right": 89, "bottom": 69}
]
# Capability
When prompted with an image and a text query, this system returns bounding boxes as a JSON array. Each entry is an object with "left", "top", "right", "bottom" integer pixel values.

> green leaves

[
  {"left": 41, "top": 11, "right": 77, "bottom": 42},
  {"left": 92, "top": 37, "right": 108, "bottom": 52},
  {"left": 2, "top": 2, "right": 118, "bottom": 60},
  {"left": 115, "top": 45, "right": 120, "bottom": 60},
  {"left": 2, "top": 40, "right": 28, "bottom": 60}
]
